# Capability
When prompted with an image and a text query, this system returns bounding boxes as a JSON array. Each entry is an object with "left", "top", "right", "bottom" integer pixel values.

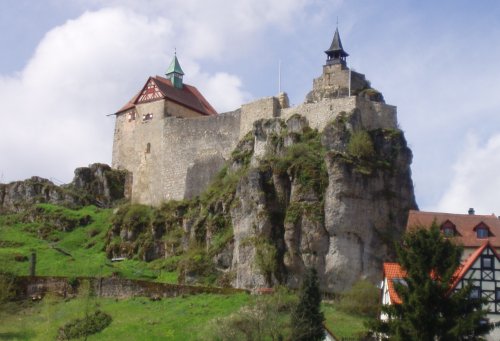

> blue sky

[{"left": 1, "top": 0, "right": 500, "bottom": 215}]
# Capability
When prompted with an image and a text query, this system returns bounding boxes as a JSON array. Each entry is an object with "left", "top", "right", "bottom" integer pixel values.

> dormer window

[
  {"left": 474, "top": 223, "right": 491, "bottom": 239},
  {"left": 440, "top": 221, "right": 457, "bottom": 237},
  {"left": 477, "top": 228, "right": 488, "bottom": 239}
]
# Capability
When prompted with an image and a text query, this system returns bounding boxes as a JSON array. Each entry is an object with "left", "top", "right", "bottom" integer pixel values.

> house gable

[
  {"left": 136, "top": 78, "right": 164, "bottom": 103},
  {"left": 451, "top": 242, "right": 500, "bottom": 314}
]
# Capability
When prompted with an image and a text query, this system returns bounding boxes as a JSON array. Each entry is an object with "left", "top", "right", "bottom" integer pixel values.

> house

[
  {"left": 381, "top": 241, "right": 500, "bottom": 340},
  {"left": 407, "top": 209, "right": 500, "bottom": 259}
]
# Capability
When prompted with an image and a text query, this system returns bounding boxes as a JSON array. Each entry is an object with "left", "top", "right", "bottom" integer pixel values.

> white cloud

[
  {"left": 437, "top": 133, "right": 500, "bottom": 216},
  {"left": 0, "top": 1, "right": 313, "bottom": 183}
]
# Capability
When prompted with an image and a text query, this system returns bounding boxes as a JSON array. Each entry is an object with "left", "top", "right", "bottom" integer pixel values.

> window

[
  {"left": 442, "top": 226, "right": 455, "bottom": 237},
  {"left": 470, "top": 287, "right": 481, "bottom": 299},
  {"left": 440, "top": 221, "right": 457, "bottom": 237},
  {"left": 496, "top": 289, "right": 500, "bottom": 301},
  {"left": 142, "top": 113, "right": 153, "bottom": 121},
  {"left": 482, "top": 256, "right": 493, "bottom": 269},
  {"left": 128, "top": 111, "right": 136, "bottom": 121},
  {"left": 477, "top": 227, "right": 489, "bottom": 239},
  {"left": 146, "top": 143, "right": 151, "bottom": 154},
  {"left": 392, "top": 278, "right": 408, "bottom": 287}
]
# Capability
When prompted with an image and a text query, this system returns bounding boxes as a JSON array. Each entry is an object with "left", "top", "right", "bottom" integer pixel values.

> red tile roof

[
  {"left": 449, "top": 242, "right": 490, "bottom": 290},
  {"left": 115, "top": 76, "right": 217, "bottom": 116},
  {"left": 407, "top": 210, "right": 500, "bottom": 248},
  {"left": 383, "top": 263, "right": 406, "bottom": 304}
]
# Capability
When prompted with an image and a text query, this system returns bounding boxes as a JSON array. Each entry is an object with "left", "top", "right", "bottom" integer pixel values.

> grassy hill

[{"left": 0, "top": 203, "right": 370, "bottom": 339}]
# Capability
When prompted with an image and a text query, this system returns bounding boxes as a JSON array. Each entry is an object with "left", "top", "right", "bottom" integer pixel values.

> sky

[{"left": 1, "top": 0, "right": 499, "bottom": 215}]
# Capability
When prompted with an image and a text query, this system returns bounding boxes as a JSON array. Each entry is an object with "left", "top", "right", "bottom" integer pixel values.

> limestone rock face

[
  {"left": 228, "top": 112, "right": 417, "bottom": 292},
  {"left": 0, "top": 164, "right": 128, "bottom": 212}
]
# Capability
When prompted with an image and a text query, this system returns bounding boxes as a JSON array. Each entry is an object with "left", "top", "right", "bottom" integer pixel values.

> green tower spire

[{"left": 166, "top": 51, "right": 185, "bottom": 89}]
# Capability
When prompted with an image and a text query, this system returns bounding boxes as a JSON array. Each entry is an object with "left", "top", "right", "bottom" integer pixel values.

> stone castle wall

[
  {"left": 112, "top": 94, "right": 398, "bottom": 205},
  {"left": 112, "top": 59, "right": 398, "bottom": 206},
  {"left": 159, "top": 111, "right": 241, "bottom": 203}
]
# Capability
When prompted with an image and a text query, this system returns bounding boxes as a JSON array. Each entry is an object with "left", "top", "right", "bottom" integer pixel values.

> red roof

[
  {"left": 115, "top": 76, "right": 217, "bottom": 116},
  {"left": 383, "top": 263, "right": 406, "bottom": 304},
  {"left": 407, "top": 210, "right": 500, "bottom": 248},
  {"left": 449, "top": 243, "right": 490, "bottom": 290}
]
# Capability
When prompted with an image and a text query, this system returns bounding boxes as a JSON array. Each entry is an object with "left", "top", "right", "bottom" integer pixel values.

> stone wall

[
  {"left": 159, "top": 111, "right": 241, "bottom": 203},
  {"left": 239, "top": 97, "right": 279, "bottom": 139},
  {"left": 15, "top": 276, "right": 246, "bottom": 299}
]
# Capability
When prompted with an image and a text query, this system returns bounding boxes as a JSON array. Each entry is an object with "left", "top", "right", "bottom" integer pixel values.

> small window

[
  {"left": 483, "top": 256, "right": 493, "bottom": 269},
  {"left": 477, "top": 227, "right": 489, "bottom": 239},
  {"left": 392, "top": 278, "right": 408, "bottom": 287},
  {"left": 442, "top": 226, "right": 455, "bottom": 237},
  {"left": 496, "top": 289, "right": 500, "bottom": 301},
  {"left": 128, "top": 111, "right": 136, "bottom": 121},
  {"left": 142, "top": 113, "right": 153, "bottom": 121},
  {"left": 470, "top": 287, "right": 481, "bottom": 299},
  {"left": 146, "top": 143, "right": 151, "bottom": 154}
]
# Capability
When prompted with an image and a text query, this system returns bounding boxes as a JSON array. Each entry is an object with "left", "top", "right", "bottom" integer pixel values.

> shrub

[
  {"left": 57, "top": 310, "right": 112, "bottom": 340},
  {"left": 347, "top": 130, "right": 375, "bottom": 159},
  {"left": 13, "top": 254, "right": 28, "bottom": 262},
  {"left": 337, "top": 279, "right": 379, "bottom": 317}
]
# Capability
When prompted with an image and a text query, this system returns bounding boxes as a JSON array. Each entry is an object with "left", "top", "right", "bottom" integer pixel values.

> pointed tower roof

[
  {"left": 166, "top": 53, "right": 184, "bottom": 76},
  {"left": 325, "top": 27, "right": 347, "bottom": 55},
  {"left": 325, "top": 27, "right": 349, "bottom": 66}
]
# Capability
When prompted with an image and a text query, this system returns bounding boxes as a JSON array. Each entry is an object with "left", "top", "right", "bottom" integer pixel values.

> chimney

[{"left": 468, "top": 208, "right": 475, "bottom": 215}]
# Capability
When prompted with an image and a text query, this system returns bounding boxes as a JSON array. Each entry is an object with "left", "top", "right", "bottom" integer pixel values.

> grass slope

[
  {"left": 0, "top": 293, "right": 251, "bottom": 340},
  {"left": 0, "top": 204, "right": 177, "bottom": 282}
]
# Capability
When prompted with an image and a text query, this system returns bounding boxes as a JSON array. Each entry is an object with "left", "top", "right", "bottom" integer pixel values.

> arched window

[{"left": 146, "top": 143, "right": 151, "bottom": 154}]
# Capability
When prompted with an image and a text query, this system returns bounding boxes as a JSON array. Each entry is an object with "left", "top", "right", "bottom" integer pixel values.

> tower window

[
  {"left": 128, "top": 111, "right": 136, "bottom": 121},
  {"left": 146, "top": 143, "right": 151, "bottom": 154},
  {"left": 143, "top": 113, "right": 153, "bottom": 121}
]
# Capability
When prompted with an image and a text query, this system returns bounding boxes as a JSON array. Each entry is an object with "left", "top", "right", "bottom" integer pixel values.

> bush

[
  {"left": 57, "top": 310, "right": 112, "bottom": 340},
  {"left": 347, "top": 130, "right": 375, "bottom": 159},
  {"left": 337, "top": 279, "right": 379, "bottom": 317},
  {"left": 13, "top": 254, "right": 28, "bottom": 262}
]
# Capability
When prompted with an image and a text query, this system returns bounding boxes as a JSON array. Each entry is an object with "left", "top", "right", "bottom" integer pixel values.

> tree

[
  {"left": 291, "top": 267, "right": 325, "bottom": 341},
  {"left": 372, "top": 223, "right": 492, "bottom": 340}
]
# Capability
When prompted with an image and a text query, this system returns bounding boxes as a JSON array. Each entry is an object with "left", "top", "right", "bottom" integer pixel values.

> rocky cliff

[
  {"left": 0, "top": 163, "right": 128, "bottom": 212},
  {"left": 106, "top": 110, "right": 417, "bottom": 292}
]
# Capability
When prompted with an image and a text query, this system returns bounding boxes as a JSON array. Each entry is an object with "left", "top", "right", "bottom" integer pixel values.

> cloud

[
  {"left": 0, "top": 8, "right": 175, "bottom": 183},
  {"left": 437, "top": 133, "right": 500, "bottom": 215},
  {"left": 0, "top": 0, "right": 316, "bottom": 184}
]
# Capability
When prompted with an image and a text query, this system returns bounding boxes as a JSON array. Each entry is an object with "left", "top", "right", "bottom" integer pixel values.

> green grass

[
  {"left": 0, "top": 293, "right": 251, "bottom": 340},
  {"left": 323, "top": 302, "right": 371, "bottom": 338},
  {"left": 0, "top": 205, "right": 178, "bottom": 282}
]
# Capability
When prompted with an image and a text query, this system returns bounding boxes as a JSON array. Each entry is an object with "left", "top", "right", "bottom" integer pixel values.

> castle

[{"left": 111, "top": 28, "right": 398, "bottom": 206}]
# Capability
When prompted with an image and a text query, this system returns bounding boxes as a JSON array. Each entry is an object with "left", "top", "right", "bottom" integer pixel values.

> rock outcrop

[
  {"left": 106, "top": 110, "right": 417, "bottom": 293},
  {"left": 0, "top": 163, "right": 128, "bottom": 212}
]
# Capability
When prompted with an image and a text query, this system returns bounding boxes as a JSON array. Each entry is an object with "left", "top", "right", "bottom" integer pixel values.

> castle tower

[
  {"left": 325, "top": 27, "right": 349, "bottom": 67},
  {"left": 306, "top": 26, "right": 371, "bottom": 103},
  {"left": 166, "top": 53, "right": 185, "bottom": 89}
]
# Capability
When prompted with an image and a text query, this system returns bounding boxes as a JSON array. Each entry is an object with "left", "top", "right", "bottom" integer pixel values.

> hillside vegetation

[{"left": 0, "top": 204, "right": 176, "bottom": 282}]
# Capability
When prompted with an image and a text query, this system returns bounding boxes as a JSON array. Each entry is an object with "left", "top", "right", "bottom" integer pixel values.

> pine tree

[
  {"left": 291, "top": 267, "right": 325, "bottom": 341},
  {"left": 372, "top": 223, "right": 492, "bottom": 340}
]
